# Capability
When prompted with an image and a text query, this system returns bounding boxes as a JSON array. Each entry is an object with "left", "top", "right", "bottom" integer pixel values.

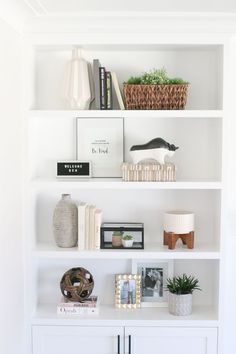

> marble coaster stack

[{"left": 121, "top": 163, "right": 177, "bottom": 182}]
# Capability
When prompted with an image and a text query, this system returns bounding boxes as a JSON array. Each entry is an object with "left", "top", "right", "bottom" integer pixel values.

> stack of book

[
  {"left": 93, "top": 59, "right": 125, "bottom": 110},
  {"left": 57, "top": 295, "right": 99, "bottom": 315},
  {"left": 78, "top": 203, "right": 102, "bottom": 250}
]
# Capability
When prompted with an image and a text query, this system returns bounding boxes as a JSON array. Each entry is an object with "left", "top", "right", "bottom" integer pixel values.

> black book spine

[
  {"left": 99, "top": 67, "right": 106, "bottom": 110},
  {"left": 106, "top": 71, "right": 113, "bottom": 110}
]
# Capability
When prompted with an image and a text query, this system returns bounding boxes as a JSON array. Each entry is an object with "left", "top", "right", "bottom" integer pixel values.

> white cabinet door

[
  {"left": 32, "top": 326, "right": 124, "bottom": 354},
  {"left": 125, "top": 327, "right": 217, "bottom": 354}
]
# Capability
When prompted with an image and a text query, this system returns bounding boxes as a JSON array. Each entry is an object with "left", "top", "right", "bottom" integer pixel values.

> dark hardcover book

[
  {"left": 106, "top": 71, "right": 113, "bottom": 110},
  {"left": 93, "top": 59, "right": 101, "bottom": 109},
  {"left": 99, "top": 67, "right": 106, "bottom": 110}
]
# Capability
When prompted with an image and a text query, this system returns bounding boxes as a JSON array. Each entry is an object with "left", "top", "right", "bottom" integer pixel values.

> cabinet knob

[
  {"left": 117, "top": 334, "right": 120, "bottom": 354},
  {"left": 128, "top": 335, "right": 131, "bottom": 354}
]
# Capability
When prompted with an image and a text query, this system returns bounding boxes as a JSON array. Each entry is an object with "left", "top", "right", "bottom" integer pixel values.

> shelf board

[
  {"left": 32, "top": 303, "right": 218, "bottom": 327},
  {"left": 30, "top": 179, "right": 222, "bottom": 190},
  {"left": 29, "top": 109, "right": 223, "bottom": 119},
  {"left": 34, "top": 243, "right": 220, "bottom": 260}
]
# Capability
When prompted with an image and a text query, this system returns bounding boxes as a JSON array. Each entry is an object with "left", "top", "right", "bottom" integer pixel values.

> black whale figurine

[{"left": 130, "top": 138, "right": 179, "bottom": 165}]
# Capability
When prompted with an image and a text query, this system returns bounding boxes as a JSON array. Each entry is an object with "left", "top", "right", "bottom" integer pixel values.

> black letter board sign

[{"left": 57, "top": 161, "right": 91, "bottom": 178}]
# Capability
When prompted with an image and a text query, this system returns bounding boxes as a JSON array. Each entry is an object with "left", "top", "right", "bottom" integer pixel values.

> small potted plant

[
  {"left": 123, "top": 67, "right": 188, "bottom": 110},
  {"left": 112, "top": 231, "right": 123, "bottom": 247},
  {"left": 122, "top": 234, "right": 134, "bottom": 248},
  {"left": 166, "top": 273, "right": 201, "bottom": 316}
]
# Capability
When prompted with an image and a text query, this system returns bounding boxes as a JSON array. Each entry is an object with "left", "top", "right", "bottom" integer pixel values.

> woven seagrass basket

[{"left": 123, "top": 83, "right": 189, "bottom": 110}]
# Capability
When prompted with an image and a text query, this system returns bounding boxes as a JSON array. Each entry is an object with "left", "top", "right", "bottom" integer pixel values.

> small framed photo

[
  {"left": 115, "top": 274, "right": 141, "bottom": 309},
  {"left": 132, "top": 260, "right": 173, "bottom": 307},
  {"left": 76, "top": 117, "right": 124, "bottom": 177}
]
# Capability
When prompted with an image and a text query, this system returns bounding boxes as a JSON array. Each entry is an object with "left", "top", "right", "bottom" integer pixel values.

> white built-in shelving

[
  {"left": 33, "top": 303, "right": 218, "bottom": 326},
  {"left": 23, "top": 32, "right": 227, "bottom": 354},
  {"left": 28, "top": 109, "right": 224, "bottom": 118},
  {"left": 33, "top": 243, "right": 221, "bottom": 260},
  {"left": 30, "top": 179, "right": 223, "bottom": 190}
]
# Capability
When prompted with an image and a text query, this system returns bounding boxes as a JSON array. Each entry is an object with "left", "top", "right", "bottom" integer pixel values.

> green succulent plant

[
  {"left": 112, "top": 231, "right": 123, "bottom": 237},
  {"left": 125, "top": 68, "right": 187, "bottom": 85},
  {"left": 166, "top": 274, "right": 201, "bottom": 295},
  {"left": 122, "top": 234, "right": 133, "bottom": 240}
]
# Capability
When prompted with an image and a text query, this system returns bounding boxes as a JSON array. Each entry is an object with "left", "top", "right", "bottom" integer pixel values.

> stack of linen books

[{"left": 57, "top": 295, "right": 99, "bottom": 315}]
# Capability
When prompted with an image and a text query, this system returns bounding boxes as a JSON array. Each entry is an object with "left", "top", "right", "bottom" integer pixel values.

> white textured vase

[
  {"left": 65, "top": 48, "right": 91, "bottom": 109},
  {"left": 53, "top": 194, "right": 78, "bottom": 248},
  {"left": 168, "top": 293, "right": 192, "bottom": 316}
]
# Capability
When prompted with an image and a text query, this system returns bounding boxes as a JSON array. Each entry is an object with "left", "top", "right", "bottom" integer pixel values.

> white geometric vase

[
  {"left": 168, "top": 293, "right": 192, "bottom": 316},
  {"left": 65, "top": 48, "right": 91, "bottom": 110}
]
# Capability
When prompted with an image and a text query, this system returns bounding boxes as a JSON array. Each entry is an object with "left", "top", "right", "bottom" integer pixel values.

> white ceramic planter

[
  {"left": 122, "top": 239, "right": 134, "bottom": 248},
  {"left": 164, "top": 211, "right": 194, "bottom": 234},
  {"left": 168, "top": 293, "right": 192, "bottom": 316}
]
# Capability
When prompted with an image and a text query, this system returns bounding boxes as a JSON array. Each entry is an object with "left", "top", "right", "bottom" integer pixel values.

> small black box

[{"left": 100, "top": 222, "right": 144, "bottom": 249}]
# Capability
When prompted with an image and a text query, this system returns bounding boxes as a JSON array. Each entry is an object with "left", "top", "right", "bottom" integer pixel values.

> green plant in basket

[
  {"left": 125, "top": 67, "right": 187, "bottom": 85},
  {"left": 124, "top": 67, "right": 189, "bottom": 110},
  {"left": 166, "top": 274, "right": 201, "bottom": 295}
]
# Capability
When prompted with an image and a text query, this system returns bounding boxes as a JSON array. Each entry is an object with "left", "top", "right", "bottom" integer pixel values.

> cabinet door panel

[
  {"left": 33, "top": 326, "right": 123, "bottom": 354},
  {"left": 125, "top": 327, "right": 217, "bottom": 354}
]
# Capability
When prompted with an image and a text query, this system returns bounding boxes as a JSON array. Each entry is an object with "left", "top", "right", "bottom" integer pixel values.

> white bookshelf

[
  {"left": 23, "top": 32, "right": 226, "bottom": 354},
  {"left": 28, "top": 109, "right": 224, "bottom": 118},
  {"left": 30, "top": 179, "right": 223, "bottom": 190},
  {"left": 33, "top": 243, "right": 221, "bottom": 260},
  {"left": 33, "top": 303, "right": 218, "bottom": 326}
]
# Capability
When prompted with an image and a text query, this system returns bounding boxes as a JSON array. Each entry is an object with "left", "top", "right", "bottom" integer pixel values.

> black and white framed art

[
  {"left": 132, "top": 260, "right": 173, "bottom": 307},
  {"left": 76, "top": 117, "right": 124, "bottom": 177}
]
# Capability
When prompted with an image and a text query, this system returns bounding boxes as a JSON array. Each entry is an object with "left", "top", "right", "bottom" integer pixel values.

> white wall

[{"left": 0, "top": 18, "right": 23, "bottom": 354}]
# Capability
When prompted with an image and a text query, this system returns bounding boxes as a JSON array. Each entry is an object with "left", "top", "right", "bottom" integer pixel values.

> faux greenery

[
  {"left": 122, "top": 235, "right": 133, "bottom": 240},
  {"left": 125, "top": 68, "right": 187, "bottom": 85},
  {"left": 166, "top": 274, "right": 201, "bottom": 295}
]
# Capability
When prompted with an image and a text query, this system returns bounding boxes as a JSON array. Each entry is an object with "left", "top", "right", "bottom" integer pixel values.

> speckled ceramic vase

[
  {"left": 168, "top": 293, "right": 192, "bottom": 316},
  {"left": 53, "top": 194, "right": 78, "bottom": 247}
]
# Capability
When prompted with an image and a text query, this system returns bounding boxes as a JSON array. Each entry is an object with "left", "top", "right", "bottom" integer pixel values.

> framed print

[
  {"left": 115, "top": 274, "right": 141, "bottom": 309},
  {"left": 132, "top": 260, "right": 173, "bottom": 307},
  {"left": 76, "top": 117, "right": 124, "bottom": 177}
]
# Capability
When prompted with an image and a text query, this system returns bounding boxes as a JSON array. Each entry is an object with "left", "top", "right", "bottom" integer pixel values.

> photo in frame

[
  {"left": 115, "top": 274, "right": 141, "bottom": 309},
  {"left": 76, "top": 117, "right": 124, "bottom": 177},
  {"left": 132, "top": 260, "right": 173, "bottom": 307}
]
